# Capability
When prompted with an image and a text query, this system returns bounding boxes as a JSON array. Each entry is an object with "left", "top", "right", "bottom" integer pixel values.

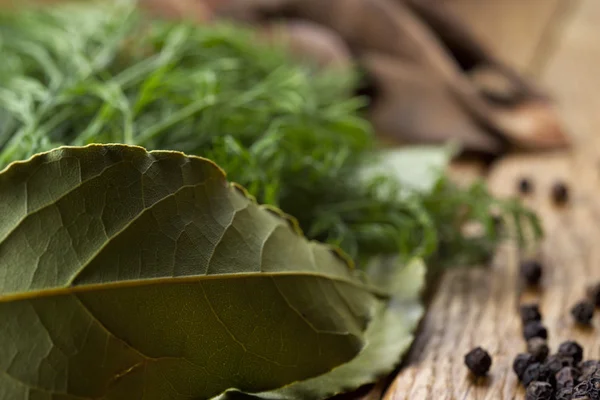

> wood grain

[
  {"left": 384, "top": 0, "right": 600, "bottom": 398},
  {"left": 385, "top": 152, "right": 600, "bottom": 399}
]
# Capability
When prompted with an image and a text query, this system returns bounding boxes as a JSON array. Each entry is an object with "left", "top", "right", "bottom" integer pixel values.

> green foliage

[
  {"left": 424, "top": 178, "right": 542, "bottom": 269},
  {"left": 0, "top": 144, "right": 423, "bottom": 399},
  {"left": 0, "top": 1, "right": 369, "bottom": 201},
  {"left": 0, "top": 1, "right": 541, "bottom": 267}
]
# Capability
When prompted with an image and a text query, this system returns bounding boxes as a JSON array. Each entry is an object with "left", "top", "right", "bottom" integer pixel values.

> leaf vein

[
  {"left": 270, "top": 277, "right": 356, "bottom": 336},
  {"left": 66, "top": 181, "right": 211, "bottom": 286},
  {"left": 72, "top": 294, "right": 149, "bottom": 361},
  {"left": 204, "top": 197, "right": 249, "bottom": 275},
  {"left": 72, "top": 294, "right": 214, "bottom": 371},
  {"left": 0, "top": 159, "right": 126, "bottom": 244},
  {"left": 199, "top": 282, "right": 295, "bottom": 368}
]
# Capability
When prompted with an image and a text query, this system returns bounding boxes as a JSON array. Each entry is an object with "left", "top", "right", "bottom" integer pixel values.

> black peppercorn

[
  {"left": 520, "top": 260, "right": 543, "bottom": 286},
  {"left": 551, "top": 181, "right": 569, "bottom": 205},
  {"left": 523, "top": 363, "right": 555, "bottom": 387},
  {"left": 580, "top": 360, "right": 600, "bottom": 381},
  {"left": 514, "top": 353, "right": 536, "bottom": 380},
  {"left": 546, "top": 354, "right": 575, "bottom": 376},
  {"left": 518, "top": 178, "right": 533, "bottom": 194},
  {"left": 520, "top": 303, "right": 542, "bottom": 324},
  {"left": 555, "top": 387, "right": 573, "bottom": 400},
  {"left": 528, "top": 338, "right": 549, "bottom": 362},
  {"left": 464, "top": 347, "right": 492, "bottom": 377},
  {"left": 558, "top": 341, "right": 584, "bottom": 364},
  {"left": 573, "top": 380, "right": 594, "bottom": 399},
  {"left": 556, "top": 366, "right": 581, "bottom": 391},
  {"left": 523, "top": 321, "right": 548, "bottom": 341},
  {"left": 526, "top": 381, "right": 554, "bottom": 400},
  {"left": 591, "top": 374, "right": 600, "bottom": 392},
  {"left": 571, "top": 301, "right": 595, "bottom": 325},
  {"left": 587, "top": 283, "right": 600, "bottom": 307}
]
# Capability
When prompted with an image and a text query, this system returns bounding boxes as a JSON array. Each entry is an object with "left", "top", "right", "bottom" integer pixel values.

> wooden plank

[
  {"left": 384, "top": 0, "right": 600, "bottom": 398},
  {"left": 384, "top": 151, "right": 600, "bottom": 400}
]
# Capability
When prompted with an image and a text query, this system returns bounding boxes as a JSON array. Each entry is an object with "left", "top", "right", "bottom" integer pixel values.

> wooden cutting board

[{"left": 383, "top": 0, "right": 600, "bottom": 398}]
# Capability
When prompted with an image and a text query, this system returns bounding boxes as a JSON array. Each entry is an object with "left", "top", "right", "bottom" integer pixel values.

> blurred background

[
  {"left": 138, "top": 0, "right": 597, "bottom": 173},
  {"left": 4, "top": 0, "right": 598, "bottom": 166},
  {"left": 441, "top": 0, "right": 598, "bottom": 156}
]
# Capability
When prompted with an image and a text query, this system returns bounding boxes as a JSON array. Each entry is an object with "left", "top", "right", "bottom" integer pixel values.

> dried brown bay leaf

[{"left": 0, "top": 144, "right": 423, "bottom": 399}]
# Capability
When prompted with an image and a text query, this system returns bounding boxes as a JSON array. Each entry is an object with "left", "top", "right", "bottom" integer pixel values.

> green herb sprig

[{"left": 0, "top": 1, "right": 541, "bottom": 267}]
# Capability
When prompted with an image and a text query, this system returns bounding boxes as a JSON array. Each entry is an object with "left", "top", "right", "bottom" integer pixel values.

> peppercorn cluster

[
  {"left": 463, "top": 253, "right": 600, "bottom": 399},
  {"left": 513, "top": 338, "right": 600, "bottom": 400},
  {"left": 462, "top": 179, "right": 600, "bottom": 400},
  {"left": 510, "top": 272, "right": 600, "bottom": 400}
]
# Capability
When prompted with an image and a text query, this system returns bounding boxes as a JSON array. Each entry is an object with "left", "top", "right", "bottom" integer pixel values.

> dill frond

[{"left": 0, "top": 1, "right": 542, "bottom": 267}]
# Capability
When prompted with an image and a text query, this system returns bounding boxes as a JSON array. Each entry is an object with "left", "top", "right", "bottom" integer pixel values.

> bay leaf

[
  {"left": 0, "top": 144, "right": 400, "bottom": 399},
  {"left": 216, "top": 258, "right": 425, "bottom": 400}
]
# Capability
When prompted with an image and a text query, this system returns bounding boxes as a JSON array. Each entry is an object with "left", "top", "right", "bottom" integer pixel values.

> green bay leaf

[
  {"left": 216, "top": 258, "right": 425, "bottom": 400},
  {"left": 0, "top": 144, "right": 392, "bottom": 399}
]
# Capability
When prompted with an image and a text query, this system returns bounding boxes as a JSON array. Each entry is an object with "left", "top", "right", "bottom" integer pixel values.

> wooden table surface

[{"left": 383, "top": 0, "right": 600, "bottom": 398}]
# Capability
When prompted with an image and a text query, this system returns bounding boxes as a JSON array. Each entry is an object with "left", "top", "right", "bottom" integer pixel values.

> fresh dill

[{"left": 0, "top": 1, "right": 541, "bottom": 267}]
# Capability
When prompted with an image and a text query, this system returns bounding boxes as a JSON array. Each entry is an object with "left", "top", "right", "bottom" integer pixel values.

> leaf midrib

[{"left": 0, "top": 270, "right": 388, "bottom": 303}]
